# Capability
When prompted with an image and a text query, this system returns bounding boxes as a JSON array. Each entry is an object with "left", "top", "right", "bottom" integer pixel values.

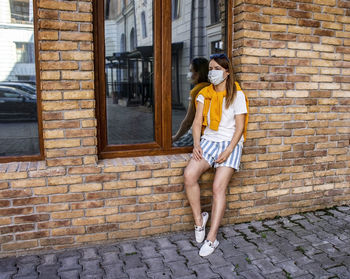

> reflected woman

[
  {"left": 184, "top": 53, "right": 248, "bottom": 256},
  {"left": 172, "top": 57, "right": 210, "bottom": 147}
]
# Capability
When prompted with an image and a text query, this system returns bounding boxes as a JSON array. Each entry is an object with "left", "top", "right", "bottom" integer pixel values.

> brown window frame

[
  {"left": 0, "top": 0, "right": 44, "bottom": 164},
  {"left": 94, "top": 0, "right": 232, "bottom": 159}
]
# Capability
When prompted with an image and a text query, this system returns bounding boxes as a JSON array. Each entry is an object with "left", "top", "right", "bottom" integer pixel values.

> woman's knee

[
  {"left": 184, "top": 167, "right": 198, "bottom": 186},
  {"left": 212, "top": 182, "right": 227, "bottom": 198}
]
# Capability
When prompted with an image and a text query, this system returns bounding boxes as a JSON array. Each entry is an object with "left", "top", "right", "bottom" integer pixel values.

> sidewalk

[{"left": 0, "top": 206, "right": 349, "bottom": 279}]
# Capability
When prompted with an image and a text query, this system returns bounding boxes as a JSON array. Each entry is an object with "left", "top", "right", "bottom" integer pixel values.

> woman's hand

[
  {"left": 192, "top": 144, "right": 203, "bottom": 161},
  {"left": 215, "top": 147, "right": 233, "bottom": 164}
]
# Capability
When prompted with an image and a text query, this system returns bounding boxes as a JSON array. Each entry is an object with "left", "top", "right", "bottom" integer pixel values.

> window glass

[
  {"left": 171, "top": 0, "right": 227, "bottom": 147},
  {"left": 0, "top": 0, "right": 39, "bottom": 157},
  {"left": 104, "top": 0, "right": 154, "bottom": 145}
]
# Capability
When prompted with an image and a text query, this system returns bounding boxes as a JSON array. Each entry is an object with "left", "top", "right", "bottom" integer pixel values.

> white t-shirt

[{"left": 196, "top": 90, "right": 247, "bottom": 145}]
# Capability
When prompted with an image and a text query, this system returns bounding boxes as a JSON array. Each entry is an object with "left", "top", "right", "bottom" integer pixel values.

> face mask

[
  {"left": 208, "top": 70, "right": 225, "bottom": 85},
  {"left": 186, "top": 72, "right": 193, "bottom": 81}
]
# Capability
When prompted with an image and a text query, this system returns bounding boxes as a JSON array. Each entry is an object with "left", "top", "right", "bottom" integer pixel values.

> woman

[
  {"left": 184, "top": 53, "right": 248, "bottom": 257},
  {"left": 172, "top": 57, "right": 210, "bottom": 146}
]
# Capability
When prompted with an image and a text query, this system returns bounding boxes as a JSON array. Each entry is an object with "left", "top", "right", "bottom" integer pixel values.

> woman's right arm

[
  {"left": 192, "top": 101, "right": 204, "bottom": 161},
  {"left": 172, "top": 101, "right": 196, "bottom": 142}
]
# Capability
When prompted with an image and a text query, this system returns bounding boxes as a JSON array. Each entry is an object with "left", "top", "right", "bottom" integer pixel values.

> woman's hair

[
  {"left": 210, "top": 54, "right": 237, "bottom": 109},
  {"left": 191, "top": 57, "right": 209, "bottom": 83}
]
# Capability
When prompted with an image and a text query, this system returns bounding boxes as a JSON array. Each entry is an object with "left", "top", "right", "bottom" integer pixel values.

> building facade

[{"left": 0, "top": 0, "right": 349, "bottom": 257}]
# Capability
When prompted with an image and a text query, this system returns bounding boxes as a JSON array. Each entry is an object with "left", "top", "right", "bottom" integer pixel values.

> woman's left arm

[{"left": 215, "top": 114, "right": 246, "bottom": 164}]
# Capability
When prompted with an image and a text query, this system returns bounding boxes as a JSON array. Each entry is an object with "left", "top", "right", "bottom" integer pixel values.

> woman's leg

[
  {"left": 206, "top": 166, "right": 234, "bottom": 242},
  {"left": 184, "top": 158, "right": 211, "bottom": 226}
]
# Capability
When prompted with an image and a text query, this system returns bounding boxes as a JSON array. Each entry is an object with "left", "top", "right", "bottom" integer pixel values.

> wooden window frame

[
  {"left": 94, "top": 0, "right": 232, "bottom": 159},
  {"left": 0, "top": 0, "right": 44, "bottom": 164}
]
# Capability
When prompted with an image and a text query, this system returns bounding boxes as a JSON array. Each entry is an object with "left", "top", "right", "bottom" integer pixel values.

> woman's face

[
  {"left": 209, "top": 59, "right": 229, "bottom": 80},
  {"left": 189, "top": 64, "right": 199, "bottom": 84}
]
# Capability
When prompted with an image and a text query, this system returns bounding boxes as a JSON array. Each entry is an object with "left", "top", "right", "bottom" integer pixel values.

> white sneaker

[
  {"left": 194, "top": 212, "right": 209, "bottom": 243},
  {"left": 199, "top": 239, "right": 219, "bottom": 257}
]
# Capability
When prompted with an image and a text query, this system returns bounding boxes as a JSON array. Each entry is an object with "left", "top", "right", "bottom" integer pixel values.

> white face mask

[
  {"left": 208, "top": 70, "right": 225, "bottom": 85},
  {"left": 186, "top": 72, "right": 193, "bottom": 81}
]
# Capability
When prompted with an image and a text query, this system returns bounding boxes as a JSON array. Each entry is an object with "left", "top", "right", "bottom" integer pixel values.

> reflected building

[
  {"left": 104, "top": 0, "right": 225, "bottom": 111},
  {"left": 0, "top": 0, "right": 35, "bottom": 82}
]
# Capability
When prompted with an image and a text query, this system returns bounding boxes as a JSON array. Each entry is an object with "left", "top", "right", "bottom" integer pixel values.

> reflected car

[
  {"left": 0, "top": 86, "right": 37, "bottom": 121},
  {"left": 0, "top": 82, "right": 36, "bottom": 96}
]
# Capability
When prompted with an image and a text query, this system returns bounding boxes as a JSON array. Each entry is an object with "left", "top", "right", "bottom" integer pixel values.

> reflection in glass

[
  {"left": 0, "top": 0, "right": 39, "bottom": 157},
  {"left": 171, "top": 0, "right": 227, "bottom": 147},
  {"left": 105, "top": 0, "right": 154, "bottom": 145}
]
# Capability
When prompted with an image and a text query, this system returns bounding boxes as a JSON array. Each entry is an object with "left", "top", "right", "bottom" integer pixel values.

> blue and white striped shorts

[{"left": 200, "top": 138, "right": 243, "bottom": 171}]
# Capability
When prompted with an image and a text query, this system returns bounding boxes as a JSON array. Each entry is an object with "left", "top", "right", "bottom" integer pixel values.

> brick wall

[{"left": 0, "top": 0, "right": 349, "bottom": 257}]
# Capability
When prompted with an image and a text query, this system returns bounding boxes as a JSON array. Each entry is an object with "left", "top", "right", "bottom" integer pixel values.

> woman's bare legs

[
  {"left": 184, "top": 158, "right": 211, "bottom": 226},
  {"left": 206, "top": 166, "right": 234, "bottom": 242}
]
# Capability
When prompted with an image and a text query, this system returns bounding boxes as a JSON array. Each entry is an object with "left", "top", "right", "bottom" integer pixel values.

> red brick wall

[{"left": 0, "top": 0, "right": 349, "bottom": 257}]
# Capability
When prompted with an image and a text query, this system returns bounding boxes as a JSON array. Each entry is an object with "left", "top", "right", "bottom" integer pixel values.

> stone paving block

[
  {"left": 239, "top": 246, "right": 266, "bottom": 261},
  {"left": 238, "top": 265, "right": 265, "bottom": 279},
  {"left": 276, "top": 260, "right": 308, "bottom": 277},
  {"left": 221, "top": 226, "right": 240, "bottom": 238},
  {"left": 126, "top": 267, "right": 148, "bottom": 279},
  {"left": 80, "top": 259, "right": 104, "bottom": 275},
  {"left": 207, "top": 250, "right": 229, "bottom": 268},
  {"left": 168, "top": 231, "right": 192, "bottom": 242},
  {"left": 289, "top": 214, "right": 305, "bottom": 221},
  {"left": 160, "top": 248, "right": 186, "bottom": 263},
  {"left": 102, "top": 264, "right": 127, "bottom": 279},
  {"left": 40, "top": 254, "right": 57, "bottom": 265},
  {"left": 210, "top": 264, "right": 237, "bottom": 279},
  {"left": 58, "top": 255, "right": 82, "bottom": 272},
  {"left": 143, "top": 257, "right": 165, "bottom": 272},
  {"left": 181, "top": 250, "right": 208, "bottom": 266},
  {"left": 58, "top": 269, "right": 80, "bottom": 279},
  {"left": 134, "top": 239, "right": 157, "bottom": 249},
  {"left": 0, "top": 272, "right": 16, "bottom": 279},
  {"left": 293, "top": 274, "right": 313, "bottom": 279},
  {"left": 12, "top": 276, "right": 38, "bottom": 279},
  {"left": 252, "top": 258, "right": 282, "bottom": 275},
  {"left": 173, "top": 239, "right": 197, "bottom": 252},
  {"left": 139, "top": 245, "right": 161, "bottom": 259},
  {"left": 100, "top": 251, "right": 124, "bottom": 266},
  {"left": 119, "top": 242, "right": 138, "bottom": 254},
  {"left": 173, "top": 275, "right": 197, "bottom": 279},
  {"left": 15, "top": 263, "right": 38, "bottom": 277},
  {"left": 166, "top": 261, "right": 194, "bottom": 277},
  {"left": 80, "top": 274, "right": 104, "bottom": 279},
  {"left": 266, "top": 271, "right": 293, "bottom": 279},
  {"left": 146, "top": 269, "right": 172, "bottom": 279},
  {"left": 227, "top": 255, "right": 258, "bottom": 272},
  {"left": 262, "top": 248, "right": 290, "bottom": 264},
  {"left": 17, "top": 255, "right": 40, "bottom": 265},
  {"left": 190, "top": 263, "right": 221, "bottom": 279},
  {"left": 122, "top": 254, "right": 145, "bottom": 270},
  {"left": 80, "top": 247, "right": 101, "bottom": 260},
  {"left": 312, "top": 252, "right": 339, "bottom": 269},
  {"left": 37, "top": 264, "right": 59, "bottom": 277},
  {"left": 228, "top": 236, "right": 255, "bottom": 249},
  {"left": 155, "top": 238, "right": 177, "bottom": 250},
  {"left": 332, "top": 255, "right": 350, "bottom": 268},
  {"left": 300, "top": 262, "right": 335, "bottom": 279},
  {"left": 327, "top": 265, "right": 350, "bottom": 279}
]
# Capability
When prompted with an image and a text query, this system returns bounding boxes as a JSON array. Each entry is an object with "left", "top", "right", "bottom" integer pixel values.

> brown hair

[
  {"left": 210, "top": 56, "right": 237, "bottom": 109},
  {"left": 191, "top": 57, "right": 209, "bottom": 84}
]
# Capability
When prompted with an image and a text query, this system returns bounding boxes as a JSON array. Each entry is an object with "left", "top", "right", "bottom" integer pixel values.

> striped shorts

[{"left": 200, "top": 138, "right": 243, "bottom": 171}]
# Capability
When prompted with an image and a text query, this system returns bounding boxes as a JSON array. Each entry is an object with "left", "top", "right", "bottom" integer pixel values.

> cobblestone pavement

[{"left": 1, "top": 206, "right": 350, "bottom": 279}]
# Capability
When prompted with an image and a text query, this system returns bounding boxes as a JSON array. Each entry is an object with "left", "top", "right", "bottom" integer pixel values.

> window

[
  {"left": 141, "top": 12, "right": 147, "bottom": 38},
  {"left": 0, "top": 0, "right": 42, "bottom": 162},
  {"left": 16, "top": 42, "right": 35, "bottom": 63},
  {"left": 210, "top": 0, "right": 220, "bottom": 24},
  {"left": 172, "top": 0, "right": 180, "bottom": 20},
  {"left": 95, "top": 0, "right": 230, "bottom": 158},
  {"left": 10, "top": 0, "right": 32, "bottom": 23}
]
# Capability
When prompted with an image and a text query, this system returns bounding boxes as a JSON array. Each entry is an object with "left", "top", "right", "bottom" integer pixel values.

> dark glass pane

[
  {"left": 0, "top": 0, "right": 39, "bottom": 157},
  {"left": 105, "top": 0, "right": 154, "bottom": 145},
  {"left": 171, "top": 0, "right": 227, "bottom": 147}
]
